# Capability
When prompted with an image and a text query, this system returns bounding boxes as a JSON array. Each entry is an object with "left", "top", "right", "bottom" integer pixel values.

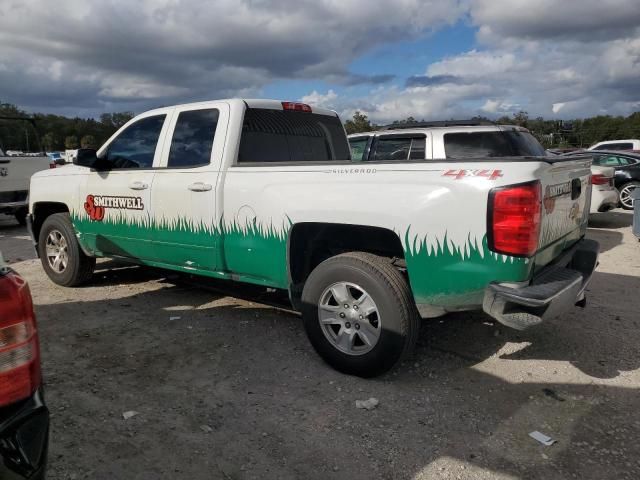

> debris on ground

[
  {"left": 529, "top": 431, "right": 556, "bottom": 446},
  {"left": 122, "top": 411, "right": 140, "bottom": 420},
  {"left": 169, "top": 316, "right": 181, "bottom": 321},
  {"left": 355, "top": 398, "right": 379, "bottom": 410},
  {"left": 200, "top": 425, "right": 213, "bottom": 433}
]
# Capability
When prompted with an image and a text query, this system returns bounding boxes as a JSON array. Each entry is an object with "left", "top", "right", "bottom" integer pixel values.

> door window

[
  {"left": 371, "top": 136, "right": 426, "bottom": 161},
  {"left": 102, "top": 115, "right": 165, "bottom": 169},
  {"left": 168, "top": 109, "right": 219, "bottom": 168},
  {"left": 349, "top": 137, "right": 369, "bottom": 161}
]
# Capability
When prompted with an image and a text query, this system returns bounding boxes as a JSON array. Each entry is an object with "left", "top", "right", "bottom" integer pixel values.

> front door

[
  {"left": 75, "top": 113, "right": 170, "bottom": 262},
  {"left": 150, "top": 103, "right": 229, "bottom": 272}
]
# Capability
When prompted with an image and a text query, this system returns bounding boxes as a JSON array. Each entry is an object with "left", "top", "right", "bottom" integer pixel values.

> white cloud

[
  {"left": 0, "top": 0, "right": 465, "bottom": 115},
  {"left": 300, "top": 89, "right": 338, "bottom": 108}
]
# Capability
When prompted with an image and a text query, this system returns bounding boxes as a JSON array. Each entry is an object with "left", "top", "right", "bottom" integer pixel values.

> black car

[
  {"left": 0, "top": 257, "right": 49, "bottom": 479},
  {"left": 590, "top": 150, "right": 640, "bottom": 209}
]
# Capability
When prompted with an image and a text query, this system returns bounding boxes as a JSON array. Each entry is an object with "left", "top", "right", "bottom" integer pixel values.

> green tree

[
  {"left": 42, "top": 132, "right": 57, "bottom": 151},
  {"left": 344, "top": 111, "right": 374, "bottom": 134},
  {"left": 80, "top": 134, "right": 97, "bottom": 148},
  {"left": 64, "top": 135, "right": 79, "bottom": 149}
]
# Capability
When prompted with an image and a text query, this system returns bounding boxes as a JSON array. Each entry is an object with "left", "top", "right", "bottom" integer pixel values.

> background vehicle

[
  {"left": 28, "top": 103, "right": 597, "bottom": 377},
  {"left": 589, "top": 165, "right": 618, "bottom": 213},
  {"left": 590, "top": 150, "right": 640, "bottom": 209},
  {"left": 1, "top": 117, "right": 53, "bottom": 225},
  {"left": 588, "top": 139, "right": 640, "bottom": 151},
  {"left": 0, "top": 255, "right": 49, "bottom": 479},
  {"left": 348, "top": 120, "right": 548, "bottom": 160}
]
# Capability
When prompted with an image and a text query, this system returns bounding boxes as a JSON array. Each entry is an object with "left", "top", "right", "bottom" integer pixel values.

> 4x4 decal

[{"left": 84, "top": 194, "right": 144, "bottom": 221}]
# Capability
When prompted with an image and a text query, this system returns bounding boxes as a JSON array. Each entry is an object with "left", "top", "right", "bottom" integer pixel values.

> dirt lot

[{"left": 1, "top": 211, "right": 639, "bottom": 480}]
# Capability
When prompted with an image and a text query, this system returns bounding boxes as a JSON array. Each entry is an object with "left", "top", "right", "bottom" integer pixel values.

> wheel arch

[
  {"left": 31, "top": 202, "right": 71, "bottom": 248},
  {"left": 287, "top": 222, "right": 406, "bottom": 307}
]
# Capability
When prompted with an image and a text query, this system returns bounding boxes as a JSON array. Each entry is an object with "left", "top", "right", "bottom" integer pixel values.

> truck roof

[
  {"left": 348, "top": 124, "right": 530, "bottom": 137},
  {"left": 142, "top": 98, "right": 339, "bottom": 118}
]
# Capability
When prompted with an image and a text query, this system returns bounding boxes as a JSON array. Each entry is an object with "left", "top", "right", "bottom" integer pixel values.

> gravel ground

[{"left": 1, "top": 211, "right": 639, "bottom": 480}]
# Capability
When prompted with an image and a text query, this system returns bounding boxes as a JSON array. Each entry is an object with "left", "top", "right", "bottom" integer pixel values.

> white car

[
  {"left": 588, "top": 139, "right": 640, "bottom": 151},
  {"left": 589, "top": 165, "right": 618, "bottom": 214}
]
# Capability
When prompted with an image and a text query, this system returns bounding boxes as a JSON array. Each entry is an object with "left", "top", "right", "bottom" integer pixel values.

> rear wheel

[
  {"left": 301, "top": 252, "right": 419, "bottom": 377},
  {"left": 38, "top": 213, "right": 95, "bottom": 286},
  {"left": 619, "top": 181, "right": 640, "bottom": 210}
]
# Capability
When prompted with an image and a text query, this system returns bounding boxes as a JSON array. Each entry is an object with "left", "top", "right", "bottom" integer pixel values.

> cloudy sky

[{"left": 1, "top": 0, "right": 639, "bottom": 122}]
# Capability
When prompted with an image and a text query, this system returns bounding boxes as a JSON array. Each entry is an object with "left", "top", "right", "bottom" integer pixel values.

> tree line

[
  {"left": 3, "top": 99, "right": 640, "bottom": 152},
  {"left": 344, "top": 110, "right": 640, "bottom": 148},
  {"left": 0, "top": 101, "right": 133, "bottom": 152}
]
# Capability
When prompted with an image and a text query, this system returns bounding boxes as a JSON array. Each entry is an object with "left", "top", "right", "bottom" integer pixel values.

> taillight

[
  {"left": 49, "top": 161, "right": 56, "bottom": 169},
  {"left": 281, "top": 101, "right": 312, "bottom": 112},
  {"left": 0, "top": 271, "right": 41, "bottom": 407},
  {"left": 488, "top": 181, "right": 542, "bottom": 257},
  {"left": 590, "top": 173, "right": 610, "bottom": 186}
]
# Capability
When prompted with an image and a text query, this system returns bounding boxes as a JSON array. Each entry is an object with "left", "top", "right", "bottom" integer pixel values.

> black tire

[
  {"left": 301, "top": 252, "right": 419, "bottom": 377},
  {"left": 38, "top": 212, "right": 96, "bottom": 286},
  {"left": 619, "top": 181, "right": 640, "bottom": 210},
  {"left": 14, "top": 207, "right": 27, "bottom": 226}
]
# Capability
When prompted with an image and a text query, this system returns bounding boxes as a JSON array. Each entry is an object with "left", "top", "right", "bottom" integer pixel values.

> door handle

[
  {"left": 129, "top": 180, "right": 149, "bottom": 190},
  {"left": 188, "top": 182, "right": 213, "bottom": 192}
]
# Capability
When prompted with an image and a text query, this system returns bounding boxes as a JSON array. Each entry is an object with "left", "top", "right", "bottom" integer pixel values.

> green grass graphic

[{"left": 403, "top": 228, "right": 531, "bottom": 305}]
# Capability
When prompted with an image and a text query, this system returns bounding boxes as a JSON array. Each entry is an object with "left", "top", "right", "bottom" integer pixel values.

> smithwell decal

[
  {"left": 84, "top": 194, "right": 144, "bottom": 221},
  {"left": 543, "top": 181, "right": 572, "bottom": 214}
]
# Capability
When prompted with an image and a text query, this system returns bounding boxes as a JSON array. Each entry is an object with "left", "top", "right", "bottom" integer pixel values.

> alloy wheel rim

[
  {"left": 318, "top": 282, "right": 382, "bottom": 356},
  {"left": 620, "top": 185, "right": 636, "bottom": 208},
  {"left": 45, "top": 229, "right": 69, "bottom": 273}
]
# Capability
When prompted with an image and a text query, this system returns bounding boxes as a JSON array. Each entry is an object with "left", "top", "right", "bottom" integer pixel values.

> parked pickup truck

[
  {"left": 27, "top": 101, "right": 598, "bottom": 377},
  {"left": 1, "top": 117, "right": 54, "bottom": 225},
  {"left": 0, "top": 147, "right": 52, "bottom": 225}
]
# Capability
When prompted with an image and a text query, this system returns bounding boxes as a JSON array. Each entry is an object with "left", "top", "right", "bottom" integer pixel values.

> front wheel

[
  {"left": 38, "top": 213, "right": 96, "bottom": 286},
  {"left": 619, "top": 181, "right": 640, "bottom": 210},
  {"left": 301, "top": 252, "right": 419, "bottom": 377}
]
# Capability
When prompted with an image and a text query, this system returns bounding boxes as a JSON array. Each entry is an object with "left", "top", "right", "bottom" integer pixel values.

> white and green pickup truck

[{"left": 27, "top": 100, "right": 599, "bottom": 376}]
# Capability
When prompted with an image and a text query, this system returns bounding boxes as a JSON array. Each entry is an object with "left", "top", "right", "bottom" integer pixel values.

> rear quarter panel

[{"left": 222, "top": 161, "right": 547, "bottom": 309}]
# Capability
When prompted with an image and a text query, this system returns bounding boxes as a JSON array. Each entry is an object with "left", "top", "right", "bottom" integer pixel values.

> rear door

[
  {"left": 150, "top": 102, "right": 229, "bottom": 271},
  {"left": 77, "top": 113, "right": 170, "bottom": 261}
]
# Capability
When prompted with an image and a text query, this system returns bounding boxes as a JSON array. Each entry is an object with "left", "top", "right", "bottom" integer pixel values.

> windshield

[{"left": 444, "top": 130, "right": 547, "bottom": 158}]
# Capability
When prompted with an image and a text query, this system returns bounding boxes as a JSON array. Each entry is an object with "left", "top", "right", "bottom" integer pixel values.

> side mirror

[{"left": 74, "top": 148, "right": 98, "bottom": 168}]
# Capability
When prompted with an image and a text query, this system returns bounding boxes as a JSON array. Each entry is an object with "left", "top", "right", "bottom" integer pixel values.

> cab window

[
  {"left": 168, "top": 109, "right": 219, "bottom": 168},
  {"left": 349, "top": 137, "right": 369, "bottom": 161},
  {"left": 371, "top": 136, "right": 426, "bottom": 161},
  {"left": 103, "top": 115, "right": 165, "bottom": 169}
]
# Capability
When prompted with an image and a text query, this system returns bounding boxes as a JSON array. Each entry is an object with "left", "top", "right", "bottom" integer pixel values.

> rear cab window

[
  {"left": 238, "top": 109, "right": 350, "bottom": 163},
  {"left": 443, "top": 130, "right": 546, "bottom": 159}
]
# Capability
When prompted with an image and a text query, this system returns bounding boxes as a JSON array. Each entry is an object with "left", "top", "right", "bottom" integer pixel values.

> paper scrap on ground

[
  {"left": 122, "top": 410, "right": 140, "bottom": 420},
  {"left": 355, "top": 397, "right": 379, "bottom": 410},
  {"left": 529, "top": 431, "right": 556, "bottom": 446}
]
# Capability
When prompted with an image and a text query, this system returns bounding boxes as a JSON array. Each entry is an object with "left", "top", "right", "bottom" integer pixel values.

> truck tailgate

[{"left": 535, "top": 154, "right": 593, "bottom": 270}]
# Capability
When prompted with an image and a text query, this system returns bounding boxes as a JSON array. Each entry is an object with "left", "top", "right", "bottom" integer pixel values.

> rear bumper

[
  {"left": 483, "top": 238, "right": 599, "bottom": 330},
  {"left": 0, "top": 388, "right": 49, "bottom": 480},
  {"left": 590, "top": 188, "right": 619, "bottom": 213}
]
